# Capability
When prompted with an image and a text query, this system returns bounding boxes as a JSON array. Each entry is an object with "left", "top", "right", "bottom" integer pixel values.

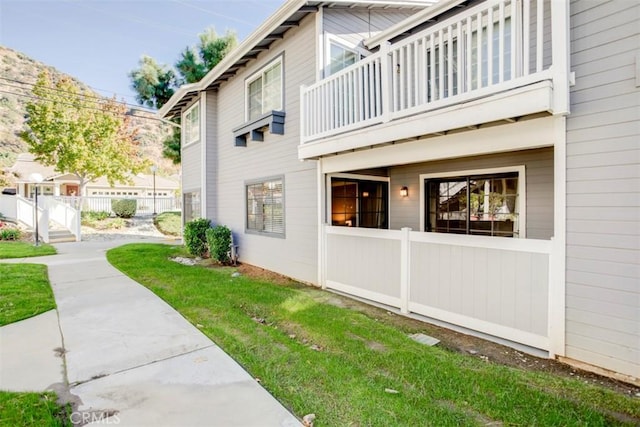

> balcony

[{"left": 299, "top": 0, "right": 568, "bottom": 160}]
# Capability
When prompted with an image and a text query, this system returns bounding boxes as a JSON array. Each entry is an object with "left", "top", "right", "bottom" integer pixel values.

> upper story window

[
  {"left": 423, "top": 167, "right": 524, "bottom": 238},
  {"left": 326, "top": 36, "right": 366, "bottom": 76},
  {"left": 183, "top": 102, "right": 200, "bottom": 146},
  {"left": 246, "top": 57, "right": 283, "bottom": 121}
]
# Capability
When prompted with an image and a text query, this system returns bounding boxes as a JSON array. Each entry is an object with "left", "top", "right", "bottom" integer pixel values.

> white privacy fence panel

[
  {"left": 301, "top": 0, "right": 553, "bottom": 143},
  {"left": 0, "top": 195, "right": 17, "bottom": 219},
  {"left": 408, "top": 232, "right": 550, "bottom": 349},
  {"left": 323, "top": 225, "right": 552, "bottom": 350},
  {"left": 325, "top": 227, "right": 402, "bottom": 307}
]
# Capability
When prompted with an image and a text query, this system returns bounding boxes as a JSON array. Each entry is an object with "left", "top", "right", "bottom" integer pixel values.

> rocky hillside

[{"left": 0, "top": 45, "right": 178, "bottom": 180}]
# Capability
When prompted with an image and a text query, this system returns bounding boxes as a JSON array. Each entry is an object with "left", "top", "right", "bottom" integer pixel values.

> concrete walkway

[{"left": 1, "top": 239, "right": 300, "bottom": 426}]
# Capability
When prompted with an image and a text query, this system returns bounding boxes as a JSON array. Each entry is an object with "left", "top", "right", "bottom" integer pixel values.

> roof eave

[
  {"left": 365, "top": 0, "right": 466, "bottom": 49},
  {"left": 158, "top": 0, "right": 309, "bottom": 119}
]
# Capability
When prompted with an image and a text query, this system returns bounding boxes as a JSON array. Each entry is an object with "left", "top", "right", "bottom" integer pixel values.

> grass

[
  {"left": 0, "top": 391, "right": 72, "bottom": 426},
  {"left": 0, "top": 241, "right": 56, "bottom": 259},
  {"left": 107, "top": 243, "right": 640, "bottom": 426},
  {"left": 154, "top": 211, "right": 182, "bottom": 236},
  {"left": 0, "top": 263, "right": 69, "bottom": 426},
  {"left": 0, "top": 263, "right": 55, "bottom": 326}
]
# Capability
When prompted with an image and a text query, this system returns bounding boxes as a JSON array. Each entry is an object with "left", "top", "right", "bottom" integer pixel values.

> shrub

[
  {"left": 81, "top": 210, "right": 110, "bottom": 221},
  {"left": 111, "top": 199, "right": 137, "bottom": 218},
  {"left": 0, "top": 228, "right": 20, "bottom": 240},
  {"left": 206, "top": 225, "right": 232, "bottom": 264},
  {"left": 184, "top": 218, "right": 211, "bottom": 257}
]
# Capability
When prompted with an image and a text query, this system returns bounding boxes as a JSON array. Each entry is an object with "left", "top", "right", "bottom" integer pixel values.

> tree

[
  {"left": 129, "top": 27, "right": 237, "bottom": 164},
  {"left": 162, "top": 126, "right": 181, "bottom": 164},
  {"left": 175, "top": 28, "right": 237, "bottom": 84},
  {"left": 21, "top": 71, "right": 147, "bottom": 197},
  {"left": 128, "top": 55, "right": 176, "bottom": 110}
]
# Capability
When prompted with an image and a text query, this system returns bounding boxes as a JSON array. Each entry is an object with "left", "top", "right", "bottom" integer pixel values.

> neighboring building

[
  {"left": 7, "top": 153, "right": 179, "bottom": 198},
  {"left": 159, "top": 0, "right": 639, "bottom": 384}
]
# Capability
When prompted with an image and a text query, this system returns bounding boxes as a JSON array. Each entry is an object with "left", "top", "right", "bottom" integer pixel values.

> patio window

[
  {"left": 425, "top": 171, "right": 520, "bottom": 237},
  {"left": 183, "top": 102, "right": 200, "bottom": 146},
  {"left": 331, "top": 178, "right": 388, "bottom": 229},
  {"left": 246, "top": 177, "right": 284, "bottom": 236},
  {"left": 184, "top": 191, "right": 201, "bottom": 222},
  {"left": 246, "top": 57, "right": 283, "bottom": 121}
]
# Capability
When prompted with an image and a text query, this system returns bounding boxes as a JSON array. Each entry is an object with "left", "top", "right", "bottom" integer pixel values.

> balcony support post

[
  {"left": 380, "top": 42, "right": 392, "bottom": 123},
  {"left": 551, "top": 0, "right": 570, "bottom": 115}
]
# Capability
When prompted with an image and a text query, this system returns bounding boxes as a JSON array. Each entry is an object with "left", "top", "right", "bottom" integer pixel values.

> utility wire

[
  {"left": 0, "top": 77, "right": 155, "bottom": 113},
  {"left": 0, "top": 88, "right": 178, "bottom": 127}
]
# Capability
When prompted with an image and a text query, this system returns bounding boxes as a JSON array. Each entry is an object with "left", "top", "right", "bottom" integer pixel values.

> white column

[
  {"left": 551, "top": 0, "right": 570, "bottom": 114},
  {"left": 548, "top": 115, "right": 567, "bottom": 358},
  {"left": 54, "top": 183, "right": 61, "bottom": 196}
]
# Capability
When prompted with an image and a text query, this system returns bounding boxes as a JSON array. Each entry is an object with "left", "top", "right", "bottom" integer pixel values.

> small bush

[
  {"left": 0, "top": 228, "right": 20, "bottom": 240},
  {"left": 206, "top": 225, "right": 232, "bottom": 264},
  {"left": 81, "top": 211, "right": 110, "bottom": 221},
  {"left": 111, "top": 199, "right": 137, "bottom": 218},
  {"left": 81, "top": 210, "right": 111, "bottom": 227},
  {"left": 184, "top": 218, "right": 211, "bottom": 257}
]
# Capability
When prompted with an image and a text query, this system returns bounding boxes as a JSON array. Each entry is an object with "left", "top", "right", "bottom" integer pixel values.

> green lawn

[
  {"left": 0, "top": 264, "right": 55, "bottom": 326},
  {"left": 107, "top": 243, "right": 640, "bottom": 426},
  {"left": 0, "top": 392, "right": 71, "bottom": 427},
  {"left": 0, "top": 241, "right": 56, "bottom": 259},
  {"left": 154, "top": 211, "right": 182, "bottom": 236},
  {"left": 0, "top": 260, "right": 69, "bottom": 426}
]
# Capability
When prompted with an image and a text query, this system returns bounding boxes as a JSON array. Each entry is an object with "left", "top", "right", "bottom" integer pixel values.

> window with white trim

[
  {"left": 246, "top": 178, "right": 284, "bottom": 236},
  {"left": 183, "top": 102, "right": 200, "bottom": 146},
  {"left": 326, "top": 36, "right": 366, "bottom": 76},
  {"left": 184, "top": 191, "right": 201, "bottom": 222},
  {"left": 425, "top": 170, "right": 522, "bottom": 237},
  {"left": 246, "top": 58, "right": 283, "bottom": 121}
]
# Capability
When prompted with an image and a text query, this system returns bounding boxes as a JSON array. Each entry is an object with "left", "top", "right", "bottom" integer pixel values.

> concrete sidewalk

[{"left": 1, "top": 239, "right": 300, "bottom": 426}]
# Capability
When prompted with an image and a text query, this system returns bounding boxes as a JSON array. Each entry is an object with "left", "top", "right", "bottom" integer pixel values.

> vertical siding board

[
  {"left": 514, "top": 252, "right": 533, "bottom": 333},
  {"left": 499, "top": 250, "right": 517, "bottom": 328},
  {"left": 473, "top": 247, "right": 489, "bottom": 321}
]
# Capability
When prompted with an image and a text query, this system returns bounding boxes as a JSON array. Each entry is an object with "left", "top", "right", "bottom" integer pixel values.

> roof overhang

[
  {"left": 158, "top": 0, "right": 434, "bottom": 120},
  {"left": 365, "top": 0, "right": 469, "bottom": 49}
]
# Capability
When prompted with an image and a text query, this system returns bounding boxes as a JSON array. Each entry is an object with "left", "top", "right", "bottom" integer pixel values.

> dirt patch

[{"left": 235, "top": 263, "right": 299, "bottom": 286}]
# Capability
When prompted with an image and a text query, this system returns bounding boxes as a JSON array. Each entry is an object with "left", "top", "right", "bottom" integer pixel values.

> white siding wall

[
  {"left": 388, "top": 148, "right": 554, "bottom": 240},
  {"left": 565, "top": 0, "right": 640, "bottom": 378},
  {"left": 213, "top": 13, "right": 318, "bottom": 284},
  {"left": 181, "top": 142, "right": 201, "bottom": 193},
  {"left": 205, "top": 92, "right": 218, "bottom": 220},
  {"left": 181, "top": 97, "right": 202, "bottom": 194}
]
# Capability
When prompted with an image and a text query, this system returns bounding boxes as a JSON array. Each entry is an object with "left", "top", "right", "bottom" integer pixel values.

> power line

[
  {"left": 0, "top": 76, "right": 155, "bottom": 113},
  {"left": 0, "top": 88, "right": 178, "bottom": 127}
]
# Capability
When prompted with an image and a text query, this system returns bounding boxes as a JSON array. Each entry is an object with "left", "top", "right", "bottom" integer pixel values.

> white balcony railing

[{"left": 302, "top": 0, "right": 556, "bottom": 143}]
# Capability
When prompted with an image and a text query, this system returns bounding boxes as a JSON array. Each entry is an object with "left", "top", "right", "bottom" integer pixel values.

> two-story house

[{"left": 159, "top": 0, "right": 639, "bottom": 384}]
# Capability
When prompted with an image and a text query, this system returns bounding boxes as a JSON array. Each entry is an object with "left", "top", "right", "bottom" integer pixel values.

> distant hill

[{"left": 0, "top": 45, "right": 178, "bottom": 182}]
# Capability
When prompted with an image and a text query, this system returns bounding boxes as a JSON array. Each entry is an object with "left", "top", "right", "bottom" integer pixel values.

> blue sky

[{"left": 0, "top": 0, "right": 284, "bottom": 107}]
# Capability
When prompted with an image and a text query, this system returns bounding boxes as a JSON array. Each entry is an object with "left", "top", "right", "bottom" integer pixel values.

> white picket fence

[{"left": 53, "top": 196, "right": 182, "bottom": 216}]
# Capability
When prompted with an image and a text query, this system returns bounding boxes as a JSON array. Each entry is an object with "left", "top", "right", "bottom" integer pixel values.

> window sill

[{"left": 232, "top": 110, "right": 285, "bottom": 147}]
